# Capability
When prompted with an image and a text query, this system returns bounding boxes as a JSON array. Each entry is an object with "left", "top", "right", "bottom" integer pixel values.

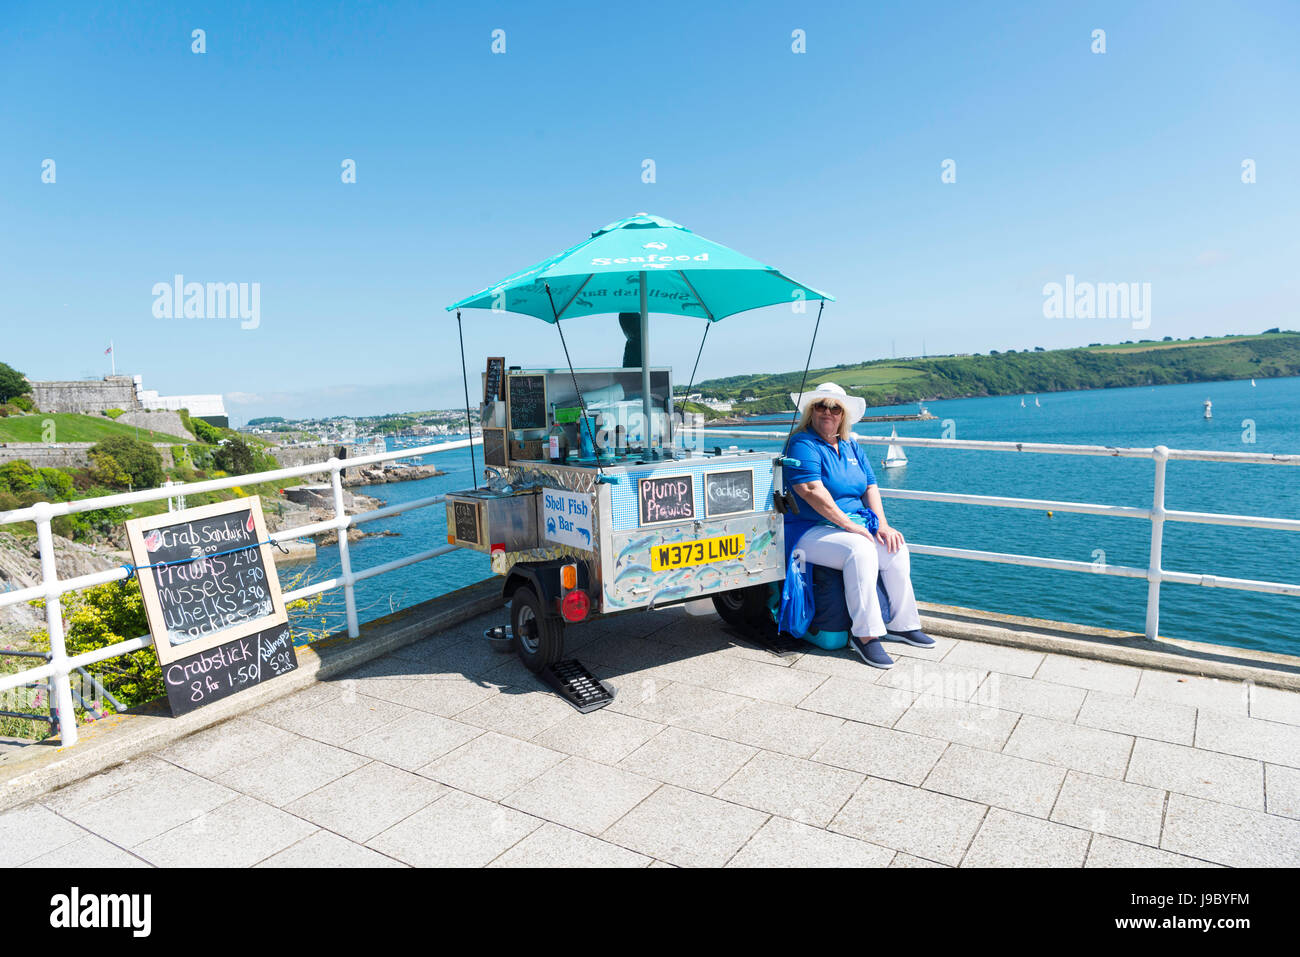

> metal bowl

[{"left": 483, "top": 625, "right": 515, "bottom": 654}]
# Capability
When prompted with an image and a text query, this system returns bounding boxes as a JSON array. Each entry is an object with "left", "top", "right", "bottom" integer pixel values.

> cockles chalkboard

[
  {"left": 163, "top": 622, "right": 298, "bottom": 717},
  {"left": 704, "top": 468, "right": 755, "bottom": 517},
  {"left": 507, "top": 374, "right": 547, "bottom": 431},
  {"left": 639, "top": 474, "right": 695, "bottom": 526},
  {"left": 484, "top": 357, "right": 506, "bottom": 403},
  {"left": 126, "top": 497, "right": 288, "bottom": 673}
]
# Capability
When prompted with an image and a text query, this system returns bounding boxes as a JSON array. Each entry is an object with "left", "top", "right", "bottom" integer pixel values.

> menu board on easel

[
  {"left": 125, "top": 497, "right": 296, "bottom": 716},
  {"left": 507, "top": 374, "right": 547, "bottom": 431}
]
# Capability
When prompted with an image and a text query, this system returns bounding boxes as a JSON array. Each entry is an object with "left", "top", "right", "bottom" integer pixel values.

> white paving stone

[
  {"left": 1034, "top": 655, "right": 1141, "bottom": 695},
  {"left": 256, "top": 829, "right": 407, "bottom": 867},
  {"left": 19, "top": 833, "right": 150, "bottom": 868},
  {"left": 504, "top": 756, "right": 660, "bottom": 836},
  {"left": 878, "top": 658, "right": 986, "bottom": 701},
  {"left": 0, "top": 803, "right": 89, "bottom": 866},
  {"left": 717, "top": 699, "right": 844, "bottom": 758},
  {"left": 922, "top": 744, "right": 1066, "bottom": 818},
  {"left": 1136, "top": 670, "right": 1249, "bottom": 716},
  {"left": 961, "top": 808, "right": 1090, "bottom": 867},
  {"left": 342, "top": 710, "right": 482, "bottom": 770},
  {"left": 1249, "top": 684, "right": 1300, "bottom": 726},
  {"left": 367, "top": 790, "right": 543, "bottom": 867},
  {"left": 727, "top": 815, "right": 894, "bottom": 868},
  {"left": 216, "top": 735, "right": 369, "bottom": 807},
  {"left": 975, "top": 673, "right": 1087, "bottom": 722},
  {"left": 419, "top": 732, "right": 567, "bottom": 802},
  {"left": 134, "top": 795, "right": 317, "bottom": 867},
  {"left": 1084, "top": 833, "right": 1219, "bottom": 868},
  {"left": 812, "top": 720, "right": 948, "bottom": 786},
  {"left": 894, "top": 694, "right": 1020, "bottom": 751},
  {"left": 1003, "top": 714, "right": 1133, "bottom": 779},
  {"left": 714, "top": 751, "right": 864, "bottom": 827},
  {"left": 941, "top": 641, "right": 1044, "bottom": 678},
  {"left": 1194, "top": 709, "right": 1300, "bottom": 769},
  {"left": 488, "top": 822, "right": 653, "bottom": 868},
  {"left": 800, "top": 676, "right": 916, "bottom": 728},
  {"left": 617, "top": 726, "right": 757, "bottom": 794},
  {"left": 1075, "top": 690, "right": 1196, "bottom": 745},
  {"left": 609, "top": 679, "right": 752, "bottom": 735},
  {"left": 1126, "top": 738, "right": 1264, "bottom": 810},
  {"left": 157, "top": 716, "right": 298, "bottom": 778},
  {"left": 829, "top": 776, "right": 986, "bottom": 866},
  {"left": 1050, "top": 771, "right": 1167, "bottom": 846},
  {"left": 601, "top": 784, "right": 768, "bottom": 868},
  {"left": 284, "top": 762, "right": 448, "bottom": 842},
  {"left": 1162, "top": 792, "right": 1300, "bottom": 867},
  {"left": 531, "top": 708, "right": 665, "bottom": 764},
  {"left": 1265, "top": 764, "right": 1300, "bottom": 820}
]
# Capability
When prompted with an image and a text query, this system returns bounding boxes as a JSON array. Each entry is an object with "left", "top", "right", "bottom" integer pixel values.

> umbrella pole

[{"left": 639, "top": 271, "right": 653, "bottom": 454}]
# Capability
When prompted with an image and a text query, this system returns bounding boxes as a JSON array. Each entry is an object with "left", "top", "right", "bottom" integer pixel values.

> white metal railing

[
  {"left": 0, "top": 437, "right": 480, "bottom": 746},
  {"left": 690, "top": 426, "right": 1300, "bottom": 636}
]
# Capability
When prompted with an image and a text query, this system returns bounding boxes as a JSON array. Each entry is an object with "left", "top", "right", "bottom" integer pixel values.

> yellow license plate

[{"left": 650, "top": 534, "right": 746, "bottom": 571}]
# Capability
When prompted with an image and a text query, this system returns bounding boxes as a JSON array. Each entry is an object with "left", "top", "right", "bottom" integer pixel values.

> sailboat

[
  {"left": 1203, "top": 399, "right": 1213, "bottom": 419},
  {"left": 1020, "top": 397, "right": 1026, "bottom": 408},
  {"left": 1251, "top": 378, "right": 1257, "bottom": 387},
  {"left": 882, "top": 427, "right": 908, "bottom": 469},
  {"left": 1034, "top": 396, "right": 1041, "bottom": 408}
]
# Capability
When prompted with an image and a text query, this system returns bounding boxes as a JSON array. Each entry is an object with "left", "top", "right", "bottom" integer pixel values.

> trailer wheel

[
  {"left": 510, "top": 585, "right": 565, "bottom": 673},
  {"left": 712, "top": 585, "right": 768, "bottom": 627}
]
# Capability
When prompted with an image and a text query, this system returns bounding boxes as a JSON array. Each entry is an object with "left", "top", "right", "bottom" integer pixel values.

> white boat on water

[
  {"left": 1204, "top": 399, "right": 1213, "bottom": 419},
  {"left": 1252, "top": 378, "right": 1257, "bottom": 387},
  {"left": 1020, "top": 397, "right": 1026, "bottom": 408},
  {"left": 1034, "top": 396, "right": 1041, "bottom": 407},
  {"left": 882, "top": 427, "right": 908, "bottom": 469}
]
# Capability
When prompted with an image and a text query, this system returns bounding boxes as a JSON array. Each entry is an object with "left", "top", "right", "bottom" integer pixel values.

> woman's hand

[{"left": 875, "top": 522, "right": 904, "bottom": 553}]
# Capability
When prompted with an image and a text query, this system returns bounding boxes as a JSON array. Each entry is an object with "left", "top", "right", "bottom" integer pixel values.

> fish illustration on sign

[{"left": 577, "top": 526, "right": 591, "bottom": 547}]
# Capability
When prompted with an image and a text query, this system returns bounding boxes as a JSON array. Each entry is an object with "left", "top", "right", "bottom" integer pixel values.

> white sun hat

[{"left": 789, "top": 381, "right": 867, "bottom": 425}]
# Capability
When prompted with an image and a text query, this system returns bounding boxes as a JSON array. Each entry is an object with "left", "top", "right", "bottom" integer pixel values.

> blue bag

[{"left": 777, "top": 550, "right": 814, "bottom": 637}]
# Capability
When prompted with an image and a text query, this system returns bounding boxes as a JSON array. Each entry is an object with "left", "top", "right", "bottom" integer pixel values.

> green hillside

[
  {"left": 0, "top": 413, "right": 191, "bottom": 444},
  {"left": 690, "top": 333, "right": 1300, "bottom": 415}
]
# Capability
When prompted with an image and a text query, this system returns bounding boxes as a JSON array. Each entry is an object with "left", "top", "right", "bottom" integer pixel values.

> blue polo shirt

[{"left": 783, "top": 430, "right": 879, "bottom": 550}]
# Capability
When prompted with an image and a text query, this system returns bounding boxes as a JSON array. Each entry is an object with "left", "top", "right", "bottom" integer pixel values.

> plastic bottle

[{"left": 547, "top": 405, "right": 569, "bottom": 463}]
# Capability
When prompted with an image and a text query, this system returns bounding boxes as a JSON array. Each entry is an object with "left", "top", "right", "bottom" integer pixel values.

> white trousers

[{"left": 795, "top": 526, "right": 922, "bottom": 638}]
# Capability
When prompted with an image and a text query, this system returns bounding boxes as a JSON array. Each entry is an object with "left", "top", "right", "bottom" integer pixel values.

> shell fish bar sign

[{"left": 125, "top": 496, "right": 296, "bottom": 714}]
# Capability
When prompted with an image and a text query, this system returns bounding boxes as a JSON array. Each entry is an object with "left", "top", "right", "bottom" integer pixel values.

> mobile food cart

[{"left": 446, "top": 214, "right": 832, "bottom": 675}]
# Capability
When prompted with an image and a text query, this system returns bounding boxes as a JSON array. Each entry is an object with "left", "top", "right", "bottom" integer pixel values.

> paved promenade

[{"left": 3, "top": 606, "right": 1299, "bottom": 867}]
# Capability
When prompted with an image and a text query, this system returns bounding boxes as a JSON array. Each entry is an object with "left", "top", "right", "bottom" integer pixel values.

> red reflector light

[
  {"left": 490, "top": 543, "right": 505, "bottom": 557},
  {"left": 560, "top": 589, "right": 590, "bottom": 623}
]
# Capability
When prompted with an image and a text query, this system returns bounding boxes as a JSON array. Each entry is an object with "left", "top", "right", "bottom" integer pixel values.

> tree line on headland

[{"left": 683, "top": 332, "right": 1300, "bottom": 417}]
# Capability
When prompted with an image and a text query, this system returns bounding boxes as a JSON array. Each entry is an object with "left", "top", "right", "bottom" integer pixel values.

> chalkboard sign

[
  {"left": 163, "top": 622, "right": 298, "bottom": 717},
  {"left": 484, "top": 357, "right": 505, "bottom": 403},
  {"left": 126, "top": 498, "right": 288, "bottom": 671},
  {"left": 483, "top": 427, "right": 507, "bottom": 468},
  {"left": 507, "top": 374, "right": 547, "bottom": 431},
  {"left": 639, "top": 474, "right": 695, "bottom": 526},
  {"left": 452, "top": 500, "right": 480, "bottom": 544},
  {"left": 705, "top": 468, "right": 756, "bottom": 517}
]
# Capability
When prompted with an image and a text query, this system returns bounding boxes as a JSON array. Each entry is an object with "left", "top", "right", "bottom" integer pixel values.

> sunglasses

[{"left": 812, "top": 402, "right": 843, "bottom": 414}]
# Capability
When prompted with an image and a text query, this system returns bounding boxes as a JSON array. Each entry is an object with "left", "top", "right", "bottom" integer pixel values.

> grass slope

[
  {"left": 0, "top": 413, "right": 190, "bottom": 444},
  {"left": 691, "top": 333, "right": 1300, "bottom": 415}
]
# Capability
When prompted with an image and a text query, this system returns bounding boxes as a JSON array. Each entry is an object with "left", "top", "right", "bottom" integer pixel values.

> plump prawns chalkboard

[
  {"left": 638, "top": 474, "right": 696, "bottom": 526},
  {"left": 125, "top": 497, "right": 288, "bottom": 669}
]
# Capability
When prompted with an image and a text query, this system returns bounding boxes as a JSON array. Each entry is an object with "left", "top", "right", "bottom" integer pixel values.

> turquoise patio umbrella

[{"left": 448, "top": 213, "right": 833, "bottom": 446}]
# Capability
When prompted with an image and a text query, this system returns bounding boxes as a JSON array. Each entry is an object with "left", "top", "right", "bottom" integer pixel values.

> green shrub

[
  {"left": 0, "top": 361, "right": 29, "bottom": 403},
  {"left": 32, "top": 580, "right": 162, "bottom": 709},
  {"left": 212, "top": 437, "right": 255, "bottom": 475},
  {"left": 102, "top": 408, "right": 126, "bottom": 419},
  {"left": 191, "top": 418, "right": 223, "bottom": 444},
  {"left": 0, "top": 460, "right": 40, "bottom": 493},
  {"left": 12, "top": 395, "right": 34, "bottom": 412},
  {"left": 89, "top": 436, "right": 163, "bottom": 489},
  {"left": 36, "top": 467, "right": 74, "bottom": 501},
  {"left": 87, "top": 450, "right": 131, "bottom": 488}
]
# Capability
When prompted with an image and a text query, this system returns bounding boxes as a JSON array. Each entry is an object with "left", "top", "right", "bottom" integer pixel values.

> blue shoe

[
  {"left": 847, "top": 635, "right": 894, "bottom": 669},
  {"left": 885, "top": 629, "right": 935, "bottom": 648}
]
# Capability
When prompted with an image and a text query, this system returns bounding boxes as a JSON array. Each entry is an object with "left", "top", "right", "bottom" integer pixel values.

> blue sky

[{"left": 2, "top": 1, "right": 1297, "bottom": 421}]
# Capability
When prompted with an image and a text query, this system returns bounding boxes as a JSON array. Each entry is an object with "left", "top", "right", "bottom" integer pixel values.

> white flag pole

[{"left": 110, "top": 340, "right": 115, "bottom": 376}]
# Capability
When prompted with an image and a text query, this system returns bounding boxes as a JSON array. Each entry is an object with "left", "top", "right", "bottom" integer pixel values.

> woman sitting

[{"left": 782, "top": 383, "right": 934, "bottom": 669}]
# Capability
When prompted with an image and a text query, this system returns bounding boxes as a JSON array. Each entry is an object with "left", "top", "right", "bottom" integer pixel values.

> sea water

[{"left": 298, "top": 376, "right": 1300, "bottom": 655}]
